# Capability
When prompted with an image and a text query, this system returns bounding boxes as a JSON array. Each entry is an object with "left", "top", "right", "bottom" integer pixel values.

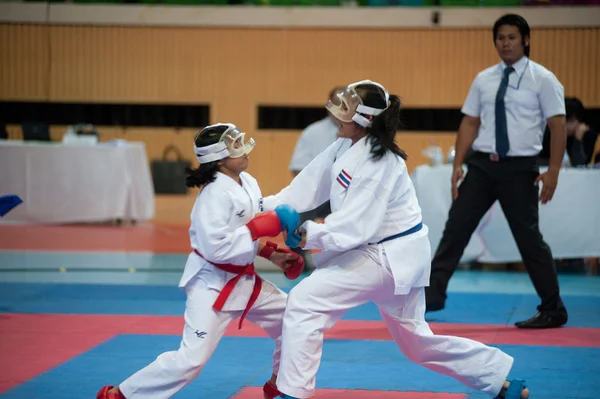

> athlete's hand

[{"left": 269, "top": 251, "right": 298, "bottom": 269}]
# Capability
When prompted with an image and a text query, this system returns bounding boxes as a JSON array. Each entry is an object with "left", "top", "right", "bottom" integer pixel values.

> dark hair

[
  {"left": 493, "top": 14, "right": 531, "bottom": 57},
  {"left": 355, "top": 83, "right": 407, "bottom": 161},
  {"left": 565, "top": 97, "right": 584, "bottom": 122},
  {"left": 186, "top": 124, "right": 229, "bottom": 188}
]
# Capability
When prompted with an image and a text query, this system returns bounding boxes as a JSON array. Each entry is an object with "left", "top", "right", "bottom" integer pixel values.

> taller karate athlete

[{"left": 262, "top": 81, "right": 530, "bottom": 399}]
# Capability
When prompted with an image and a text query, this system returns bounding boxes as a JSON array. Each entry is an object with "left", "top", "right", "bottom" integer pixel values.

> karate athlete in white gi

[
  {"left": 262, "top": 81, "right": 530, "bottom": 399},
  {"left": 97, "top": 123, "right": 305, "bottom": 399}
]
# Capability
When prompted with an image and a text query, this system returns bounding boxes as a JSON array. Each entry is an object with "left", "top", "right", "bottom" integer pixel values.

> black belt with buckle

[{"left": 476, "top": 152, "right": 536, "bottom": 162}]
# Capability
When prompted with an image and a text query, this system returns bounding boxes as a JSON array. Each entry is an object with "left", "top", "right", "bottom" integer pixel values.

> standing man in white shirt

[
  {"left": 288, "top": 86, "right": 345, "bottom": 270},
  {"left": 289, "top": 87, "right": 345, "bottom": 176},
  {"left": 425, "top": 14, "right": 568, "bottom": 329}
]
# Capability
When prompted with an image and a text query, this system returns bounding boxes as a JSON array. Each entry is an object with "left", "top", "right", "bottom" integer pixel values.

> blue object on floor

[
  {"left": 496, "top": 378, "right": 527, "bottom": 399},
  {"left": 0, "top": 195, "right": 22, "bottom": 217}
]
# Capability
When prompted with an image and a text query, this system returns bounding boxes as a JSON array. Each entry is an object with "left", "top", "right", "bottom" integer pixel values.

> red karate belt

[{"left": 194, "top": 249, "right": 262, "bottom": 329}]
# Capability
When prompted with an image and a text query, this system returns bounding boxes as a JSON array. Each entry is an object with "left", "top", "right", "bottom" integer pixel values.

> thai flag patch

[{"left": 336, "top": 169, "right": 352, "bottom": 189}]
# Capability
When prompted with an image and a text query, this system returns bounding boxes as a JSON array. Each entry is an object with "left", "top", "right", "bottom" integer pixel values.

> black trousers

[{"left": 428, "top": 152, "right": 567, "bottom": 316}]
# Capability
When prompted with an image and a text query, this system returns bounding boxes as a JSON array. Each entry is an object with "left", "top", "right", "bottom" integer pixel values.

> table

[
  {"left": 0, "top": 140, "right": 155, "bottom": 224},
  {"left": 411, "top": 164, "right": 600, "bottom": 263}
]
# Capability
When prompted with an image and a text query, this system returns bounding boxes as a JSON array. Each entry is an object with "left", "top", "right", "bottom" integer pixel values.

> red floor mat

[
  {"left": 2, "top": 313, "right": 598, "bottom": 394},
  {"left": 233, "top": 387, "right": 466, "bottom": 398}
]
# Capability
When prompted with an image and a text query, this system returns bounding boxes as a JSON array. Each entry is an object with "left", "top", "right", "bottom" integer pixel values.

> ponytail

[
  {"left": 368, "top": 95, "right": 407, "bottom": 161},
  {"left": 186, "top": 161, "right": 219, "bottom": 188}
]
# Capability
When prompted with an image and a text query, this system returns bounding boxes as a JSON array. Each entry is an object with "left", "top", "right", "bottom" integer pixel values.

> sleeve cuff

[
  {"left": 303, "top": 221, "right": 325, "bottom": 251},
  {"left": 461, "top": 106, "right": 479, "bottom": 118},
  {"left": 261, "top": 195, "right": 282, "bottom": 212},
  {"left": 544, "top": 110, "right": 566, "bottom": 119}
]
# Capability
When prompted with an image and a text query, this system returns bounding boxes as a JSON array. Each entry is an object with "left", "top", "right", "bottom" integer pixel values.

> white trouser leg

[
  {"left": 245, "top": 282, "right": 288, "bottom": 377},
  {"left": 276, "top": 248, "right": 385, "bottom": 399},
  {"left": 376, "top": 287, "right": 513, "bottom": 397},
  {"left": 119, "top": 279, "right": 236, "bottom": 399},
  {"left": 276, "top": 245, "right": 515, "bottom": 399}
]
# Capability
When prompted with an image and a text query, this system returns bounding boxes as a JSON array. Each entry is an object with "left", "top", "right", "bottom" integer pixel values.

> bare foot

[{"left": 107, "top": 387, "right": 124, "bottom": 398}]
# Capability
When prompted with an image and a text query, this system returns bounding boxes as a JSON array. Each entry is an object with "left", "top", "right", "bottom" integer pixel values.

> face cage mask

[
  {"left": 325, "top": 80, "right": 390, "bottom": 128},
  {"left": 194, "top": 123, "right": 256, "bottom": 164}
]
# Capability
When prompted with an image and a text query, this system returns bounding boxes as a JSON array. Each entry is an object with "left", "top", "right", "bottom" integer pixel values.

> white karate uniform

[
  {"left": 263, "top": 137, "right": 514, "bottom": 399},
  {"left": 119, "top": 172, "right": 287, "bottom": 399}
]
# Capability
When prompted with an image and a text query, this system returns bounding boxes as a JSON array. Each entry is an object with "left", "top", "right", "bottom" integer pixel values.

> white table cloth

[
  {"left": 0, "top": 140, "right": 155, "bottom": 224},
  {"left": 411, "top": 164, "right": 600, "bottom": 263}
]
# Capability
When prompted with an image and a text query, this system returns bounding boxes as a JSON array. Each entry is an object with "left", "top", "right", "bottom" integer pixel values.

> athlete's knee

[
  {"left": 391, "top": 324, "right": 430, "bottom": 364},
  {"left": 187, "top": 344, "right": 213, "bottom": 369},
  {"left": 257, "top": 298, "right": 287, "bottom": 340},
  {"left": 160, "top": 345, "right": 210, "bottom": 379},
  {"left": 262, "top": 317, "right": 284, "bottom": 341},
  {"left": 286, "top": 280, "right": 311, "bottom": 308},
  {"left": 282, "top": 288, "right": 319, "bottom": 331}
]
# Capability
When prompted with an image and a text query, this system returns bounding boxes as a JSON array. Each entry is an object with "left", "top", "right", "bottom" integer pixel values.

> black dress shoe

[
  {"left": 425, "top": 287, "right": 445, "bottom": 313},
  {"left": 514, "top": 312, "right": 568, "bottom": 329},
  {"left": 426, "top": 301, "right": 445, "bottom": 313}
]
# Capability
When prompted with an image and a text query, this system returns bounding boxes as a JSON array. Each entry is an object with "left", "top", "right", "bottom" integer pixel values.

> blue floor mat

[
  {"left": 2, "top": 283, "right": 600, "bottom": 327},
  {"left": 1, "top": 335, "right": 598, "bottom": 399}
]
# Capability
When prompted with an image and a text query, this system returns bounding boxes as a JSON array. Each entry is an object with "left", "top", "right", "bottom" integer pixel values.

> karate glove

[
  {"left": 284, "top": 227, "right": 303, "bottom": 249},
  {"left": 275, "top": 204, "right": 304, "bottom": 248},
  {"left": 271, "top": 204, "right": 303, "bottom": 247},
  {"left": 259, "top": 241, "right": 305, "bottom": 280},
  {"left": 246, "top": 204, "right": 300, "bottom": 241}
]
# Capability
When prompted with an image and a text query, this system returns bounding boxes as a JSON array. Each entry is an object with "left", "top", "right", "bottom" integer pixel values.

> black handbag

[{"left": 151, "top": 145, "right": 191, "bottom": 195}]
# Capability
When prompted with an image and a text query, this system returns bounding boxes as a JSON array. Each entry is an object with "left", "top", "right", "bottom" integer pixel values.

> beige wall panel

[
  {"left": 0, "top": 24, "right": 49, "bottom": 100},
  {"left": 2, "top": 25, "right": 598, "bottom": 107}
]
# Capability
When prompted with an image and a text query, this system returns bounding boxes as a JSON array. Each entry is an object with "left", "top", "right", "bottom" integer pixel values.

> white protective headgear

[
  {"left": 194, "top": 123, "right": 255, "bottom": 164},
  {"left": 325, "top": 80, "right": 390, "bottom": 128}
]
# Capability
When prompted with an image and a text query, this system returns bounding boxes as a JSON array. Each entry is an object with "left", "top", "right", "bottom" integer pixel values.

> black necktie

[{"left": 495, "top": 66, "right": 515, "bottom": 158}]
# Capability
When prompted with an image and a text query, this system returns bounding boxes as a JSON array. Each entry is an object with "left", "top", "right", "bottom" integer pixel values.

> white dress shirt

[
  {"left": 462, "top": 56, "right": 565, "bottom": 157},
  {"left": 289, "top": 117, "right": 339, "bottom": 171}
]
